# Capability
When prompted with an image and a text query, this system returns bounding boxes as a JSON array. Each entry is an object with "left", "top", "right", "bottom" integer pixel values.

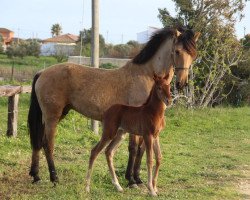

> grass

[
  {"left": 0, "top": 54, "right": 58, "bottom": 82},
  {"left": 0, "top": 95, "right": 250, "bottom": 199}
]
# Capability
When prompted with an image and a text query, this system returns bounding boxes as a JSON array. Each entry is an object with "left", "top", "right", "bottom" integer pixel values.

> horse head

[{"left": 172, "top": 29, "right": 201, "bottom": 90}]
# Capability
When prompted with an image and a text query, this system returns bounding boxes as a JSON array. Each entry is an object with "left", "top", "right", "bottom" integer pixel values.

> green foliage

[
  {"left": 5, "top": 41, "right": 41, "bottom": 58},
  {"left": 51, "top": 23, "right": 62, "bottom": 37},
  {"left": 0, "top": 102, "right": 249, "bottom": 199},
  {"left": 75, "top": 28, "right": 106, "bottom": 57},
  {"left": 158, "top": 0, "right": 246, "bottom": 107},
  {"left": 104, "top": 41, "right": 142, "bottom": 58},
  {"left": 100, "top": 63, "right": 118, "bottom": 69}
]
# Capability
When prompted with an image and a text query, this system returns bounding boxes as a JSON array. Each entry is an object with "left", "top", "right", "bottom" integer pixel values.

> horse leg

[
  {"left": 143, "top": 134, "right": 157, "bottom": 196},
  {"left": 86, "top": 135, "right": 112, "bottom": 192},
  {"left": 133, "top": 137, "right": 145, "bottom": 185},
  {"left": 105, "top": 130, "right": 126, "bottom": 192},
  {"left": 29, "top": 149, "right": 41, "bottom": 183},
  {"left": 152, "top": 137, "right": 162, "bottom": 194},
  {"left": 125, "top": 134, "right": 139, "bottom": 188},
  {"left": 43, "top": 119, "right": 59, "bottom": 185}
]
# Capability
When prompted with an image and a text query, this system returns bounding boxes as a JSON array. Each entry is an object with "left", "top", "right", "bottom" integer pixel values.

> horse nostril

[{"left": 176, "top": 82, "right": 181, "bottom": 89}]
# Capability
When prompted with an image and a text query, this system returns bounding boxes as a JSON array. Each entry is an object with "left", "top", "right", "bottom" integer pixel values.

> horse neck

[
  {"left": 148, "top": 38, "right": 174, "bottom": 76},
  {"left": 125, "top": 38, "right": 174, "bottom": 77},
  {"left": 144, "top": 86, "right": 165, "bottom": 116}
]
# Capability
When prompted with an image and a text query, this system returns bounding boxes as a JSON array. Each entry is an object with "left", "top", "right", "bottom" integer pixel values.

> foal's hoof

[{"left": 150, "top": 192, "right": 158, "bottom": 197}]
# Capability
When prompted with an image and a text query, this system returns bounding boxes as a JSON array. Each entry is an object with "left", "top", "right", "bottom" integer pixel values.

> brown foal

[{"left": 85, "top": 74, "right": 172, "bottom": 196}]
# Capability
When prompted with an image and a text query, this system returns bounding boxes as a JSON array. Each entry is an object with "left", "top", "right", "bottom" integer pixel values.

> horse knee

[
  {"left": 156, "top": 155, "right": 162, "bottom": 166},
  {"left": 105, "top": 147, "right": 113, "bottom": 160}
]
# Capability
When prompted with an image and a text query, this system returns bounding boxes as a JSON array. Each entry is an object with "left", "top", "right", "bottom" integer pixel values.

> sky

[{"left": 1, "top": 0, "right": 250, "bottom": 44}]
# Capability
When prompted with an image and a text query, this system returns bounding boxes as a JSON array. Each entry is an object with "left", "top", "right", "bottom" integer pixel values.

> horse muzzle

[{"left": 176, "top": 82, "right": 188, "bottom": 91}]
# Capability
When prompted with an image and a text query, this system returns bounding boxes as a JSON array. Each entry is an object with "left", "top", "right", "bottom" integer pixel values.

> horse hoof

[
  {"left": 135, "top": 178, "right": 143, "bottom": 185},
  {"left": 149, "top": 191, "right": 157, "bottom": 197},
  {"left": 86, "top": 186, "right": 90, "bottom": 193},
  {"left": 32, "top": 176, "right": 41, "bottom": 184},
  {"left": 128, "top": 183, "right": 138, "bottom": 188},
  {"left": 117, "top": 187, "right": 124, "bottom": 192}
]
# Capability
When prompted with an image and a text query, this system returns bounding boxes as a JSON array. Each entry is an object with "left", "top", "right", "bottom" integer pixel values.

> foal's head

[{"left": 153, "top": 74, "right": 172, "bottom": 106}]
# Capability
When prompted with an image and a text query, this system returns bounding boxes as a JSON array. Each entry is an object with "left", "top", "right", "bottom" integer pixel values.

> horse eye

[{"left": 175, "top": 50, "right": 180, "bottom": 55}]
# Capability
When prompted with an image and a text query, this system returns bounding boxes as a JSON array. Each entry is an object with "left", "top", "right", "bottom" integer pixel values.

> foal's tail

[{"left": 28, "top": 72, "right": 44, "bottom": 151}]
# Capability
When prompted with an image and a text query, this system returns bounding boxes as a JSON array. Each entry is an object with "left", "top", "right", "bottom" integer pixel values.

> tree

[
  {"left": 51, "top": 23, "right": 62, "bottom": 37},
  {"left": 158, "top": 0, "right": 247, "bottom": 107},
  {"left": 74, "top": 28, "right": 105, "bottom": 57}
]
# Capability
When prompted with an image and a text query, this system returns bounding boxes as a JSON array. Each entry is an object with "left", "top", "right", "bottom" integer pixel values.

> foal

[{"left": 86, "top": 75, "right": 172, "bottom": 196}]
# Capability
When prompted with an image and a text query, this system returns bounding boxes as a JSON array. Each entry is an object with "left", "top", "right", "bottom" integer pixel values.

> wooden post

[
  {"left": 7, "top": 94, "right": 19, "bottom": 137},
  {"left": 91, "top": 0, "right": 99, "bottom": 134}
]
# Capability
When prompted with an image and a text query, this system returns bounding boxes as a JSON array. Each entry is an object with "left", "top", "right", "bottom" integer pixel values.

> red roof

[
  {"left": 43, "top": 34, "right": 78, "bottom": 44},
  {"left": 0, "top": 28, "right": 14, "bottom": 33}
]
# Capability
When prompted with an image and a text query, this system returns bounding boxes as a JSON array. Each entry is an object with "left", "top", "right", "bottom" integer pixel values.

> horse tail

[{"left": 28, "top": 72, "right": 44, "bottom": 150}]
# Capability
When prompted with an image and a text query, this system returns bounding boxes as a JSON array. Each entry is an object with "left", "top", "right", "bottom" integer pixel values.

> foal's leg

[
  {"left": 105, "top": 130, "right": 126, "bottom": 192},
  {"left": 152, "top": 137, "right": 162, "bottom": 193},
  {"left": 43, "top": 118, "right": 59, "bottom": 184},
  {"left": 86, "top": 135, "right": 112, "bottom": 192},
  {"left": 143, "top": 134, "right": 157, "bottom": 196},
  {"left": 133, "top": 137, "right": 145, "bottom": 185},
  {"left": 125, "top": 134, "right": 139, "bottom": 187}
]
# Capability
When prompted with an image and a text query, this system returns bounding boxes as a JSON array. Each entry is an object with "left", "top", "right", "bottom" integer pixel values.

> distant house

[
  {"left": 40, "top": 33, "right": 79, "bottom": 56},
  {"left": 0, "top": 28, "right": 14, "bottom": 50},
  {"left": 137, "top": 26, "right": 159, "bottom": 44}
]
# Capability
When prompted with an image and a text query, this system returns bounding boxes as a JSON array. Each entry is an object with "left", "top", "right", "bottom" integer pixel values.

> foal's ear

[{"left": 194, "top": 32, "right": 201, "bottom": 42}]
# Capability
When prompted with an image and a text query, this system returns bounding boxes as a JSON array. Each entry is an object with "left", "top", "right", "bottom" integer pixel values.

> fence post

[{"left": 6, "top": 94, "right": 19, "bottom": 137}]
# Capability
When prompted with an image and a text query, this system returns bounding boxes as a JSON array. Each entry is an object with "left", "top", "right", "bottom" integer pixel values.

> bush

[
  {"left": 100, "top": 63, "right": 118, "bottom": 69},
  {"left": 6, "top": 40, "right": 40, "bottom": 58}
]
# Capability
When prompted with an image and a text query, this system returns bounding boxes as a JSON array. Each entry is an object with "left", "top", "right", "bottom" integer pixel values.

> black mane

[
  {"left": 132, "top": 28, "right": 175, "bottom": 65},
  {"left": 132, "top": 27, "right": 197, "bottom": 64}
]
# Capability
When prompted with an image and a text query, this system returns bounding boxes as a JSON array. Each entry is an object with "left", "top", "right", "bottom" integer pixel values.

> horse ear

[
  {"left": 194, "top": 32, "right": 201, "bottom": 42},
  {"left": 164, "top": 73, "right": 169, "bottom": 80},
  {"left": 153, "top": 73, "right": 157, "bottom": 81},
  {"left": 175, "top": 29, "right": 181, "bottom": 37}
]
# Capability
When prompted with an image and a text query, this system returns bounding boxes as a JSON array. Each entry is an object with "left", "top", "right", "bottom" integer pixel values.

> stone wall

[{"left": 68, "top": 56, "right": 130, "bottom": 68}]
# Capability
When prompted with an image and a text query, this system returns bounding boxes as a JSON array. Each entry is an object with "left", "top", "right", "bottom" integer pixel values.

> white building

[
  {"left": 40, "top": 34, "right": 78, "bottom": 56},
  {"left": 137, "top": 27, "right": 160, "bottom": 44}
]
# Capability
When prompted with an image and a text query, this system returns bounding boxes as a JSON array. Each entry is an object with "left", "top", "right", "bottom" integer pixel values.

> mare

[
  {"left": 27, "top": 27, "right": 200, "bottom": 185},
  {"left": 85, "top": 75, "right": 172, "bottom": 196}
]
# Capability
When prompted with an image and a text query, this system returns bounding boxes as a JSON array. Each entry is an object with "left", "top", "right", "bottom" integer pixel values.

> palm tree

[{"left": 51, "top": 23, "right": 62, "bottom": 37}]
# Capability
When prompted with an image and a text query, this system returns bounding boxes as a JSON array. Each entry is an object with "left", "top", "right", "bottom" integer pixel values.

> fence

[{"left": 0, "top": 85, "right": 31, "bottom": 137}]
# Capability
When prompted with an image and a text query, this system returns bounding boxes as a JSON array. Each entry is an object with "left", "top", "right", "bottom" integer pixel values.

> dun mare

[
  {"left": 86, "top": 75, "right": 172, "bottom": 196},
  {"left": 28, "top": 27, "right": 200, "bottom": 186}
]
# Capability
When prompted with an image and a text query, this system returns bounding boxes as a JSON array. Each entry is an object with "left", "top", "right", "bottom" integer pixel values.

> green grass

[
  {"left": 0, "top": 54, "right": 58, "bottom": 82},
  {"left": 0, "top": 96, "right": 249, "bottom": 199},
  {"left": 0, "top": 54, "right": 58, "bottom": 69}
]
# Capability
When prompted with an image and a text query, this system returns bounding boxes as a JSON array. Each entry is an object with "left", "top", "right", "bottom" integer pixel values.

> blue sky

[{"left": 1, "top": 0, "right": 249, "bottom": 44}]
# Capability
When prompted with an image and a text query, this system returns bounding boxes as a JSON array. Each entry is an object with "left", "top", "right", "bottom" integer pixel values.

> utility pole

[{"left": 91, "top": 0, "right": 99, "bottom": 134}]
